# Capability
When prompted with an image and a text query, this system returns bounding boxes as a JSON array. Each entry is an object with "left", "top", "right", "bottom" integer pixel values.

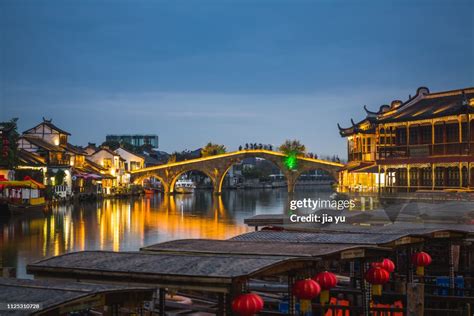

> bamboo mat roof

[
  {"left": 244, "top": 214, "right": 474, "bottom": 237},
  {"left": 28, "top": 251, "right": 299, "bottom": 283},
  {"left": 0, "top": 277, "right": 153, "bottom": 315},
  {"left": 229, "top": 231, "right": 406, "bottom": 244},
  {"left": 140, "top": 239, "right": 388, "bottom": 257},
  {"left": 315, "top": 223, "right": 474, "bottom": 236},
  {"left": 28, "top": 245, "right": 390, "bottom": 292}
]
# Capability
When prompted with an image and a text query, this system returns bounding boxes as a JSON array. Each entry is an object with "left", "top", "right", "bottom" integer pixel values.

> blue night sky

[{"left": 1, "top": 0, "right": 473, "bottom": 158}]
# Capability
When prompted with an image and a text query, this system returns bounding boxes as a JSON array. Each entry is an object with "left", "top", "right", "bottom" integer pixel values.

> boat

[
  {"left": 0, "top": 176, "right": 46, "bottom": 213},
  {"left": 175, "top": 179, "right": 196, "bottom": 194},
  {"left": 144, "top": 188, "right": 154, "bottom": 195}
]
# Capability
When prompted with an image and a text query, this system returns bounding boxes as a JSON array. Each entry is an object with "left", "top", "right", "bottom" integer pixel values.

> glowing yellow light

[{"left": 131, "top": 149, "right": 344, "bottom": 174}]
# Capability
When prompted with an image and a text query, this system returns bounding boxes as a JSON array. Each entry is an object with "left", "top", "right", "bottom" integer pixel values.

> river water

[{"left": 0, "top": 187, "right": 334, "bottom": 278}]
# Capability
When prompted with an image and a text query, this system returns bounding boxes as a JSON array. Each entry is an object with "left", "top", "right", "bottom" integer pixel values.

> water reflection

[{"left": 1, "top": 187, "right": 333, "bottom": 278}]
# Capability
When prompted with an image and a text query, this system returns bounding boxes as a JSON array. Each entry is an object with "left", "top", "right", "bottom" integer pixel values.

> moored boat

[
  {"left": 175, "top": 179, "right": 196, "bottom": 194},
  {"left": 0, "top": 176, "right": 46, "bottom": 213}
]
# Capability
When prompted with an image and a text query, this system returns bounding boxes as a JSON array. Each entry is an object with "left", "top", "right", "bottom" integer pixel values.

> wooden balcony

[{"left": 377, "top": 142, "right": 474, "bottom": 159}]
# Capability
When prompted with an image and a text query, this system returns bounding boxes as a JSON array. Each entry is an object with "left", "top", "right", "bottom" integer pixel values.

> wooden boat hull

[
  {"left": 8, "top": 203, "right": 46, "bottom": 213},
  {"left": 175, "top": 187, "right": 194, "bottom": 194}
]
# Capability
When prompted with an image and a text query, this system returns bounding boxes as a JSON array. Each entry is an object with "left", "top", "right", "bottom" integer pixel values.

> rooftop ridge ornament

[
  {"left": 363, "top": 104, "right": 377, "bottom": 115},
  {"left": 461, "top": 90, "right": 468, "bottom": 106}
]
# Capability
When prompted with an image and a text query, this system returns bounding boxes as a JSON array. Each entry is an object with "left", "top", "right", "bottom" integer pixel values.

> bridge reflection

[{"left": 0, "top": 193, "right": 254, "bottom": 277}]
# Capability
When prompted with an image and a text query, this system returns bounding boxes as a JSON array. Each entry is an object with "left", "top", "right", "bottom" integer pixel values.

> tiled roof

[
  {"left": 338, "top": 87, "right": 474, "bottom": 137},
  {"left": 379, "top": 87, "right": 474, "bottom": 123},
  {"left": 338, "top": 117, "right": 377, "bottom": 137},
  {"left": 114, "top": 147, "right": 143, "bottom": 158},
  {"left": 64, "top": 143, "right": 86, "bottom": 155},
  {"left": 93, "top": 147, "right": 120, "bottom": 157},
  {"left": 0, "top": 277, "right": 153, "bottom": 316},
  {"left": 21, "top": 135, "right": 64, "bottom": 152},
  {"left": 84, "top": 158, "right": 107, "bottom": 171},
  {"left": 17, "top": 149, "right": 46, "bottom": 166},
  {"left": 23, "top": 120, "right": 71, "bottom": 135}
]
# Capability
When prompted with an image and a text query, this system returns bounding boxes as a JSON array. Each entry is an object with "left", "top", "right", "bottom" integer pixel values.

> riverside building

[{"left": 338, "top": 87, "right": 474, "bottom": 192}]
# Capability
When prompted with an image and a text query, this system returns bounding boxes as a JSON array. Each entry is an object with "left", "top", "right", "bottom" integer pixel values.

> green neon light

[{"left": 283, "top": 152, "right": 298, "bottom": 170}]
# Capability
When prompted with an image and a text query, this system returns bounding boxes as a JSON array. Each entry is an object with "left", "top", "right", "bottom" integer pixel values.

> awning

[
  {"left": 0, "top": 177, "right": 45, "bottom": 189},
  {"left": 73, "top": 171, "right": 103, "bottom": 180},
  {"left": 352, "top": 164, "right": 379, "bottom": 173},
  {"left": 342, "top": 162, "right": 378, "bottom": 173}
]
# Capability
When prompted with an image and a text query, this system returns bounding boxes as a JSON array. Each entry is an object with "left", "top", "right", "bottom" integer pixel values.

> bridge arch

[
  {"left": 216, "top": 154, "right": 290, "bottom": 194},
  {"left": 133, "top": 174, "right": 170, "bottom": 193},
  {"left": 169, "top": 168, "right": 216, "bottom": 194}
]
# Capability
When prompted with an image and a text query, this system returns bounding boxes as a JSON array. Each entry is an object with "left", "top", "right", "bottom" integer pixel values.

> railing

[
  {"left": 48, "top": 159, "right": 70, "bottom": 166},
  {"left": 378, "top": 142, "right": 474, "bottom": 159},
  {"left": 348, "top": 153, "right": 363, "bottom": 162}
]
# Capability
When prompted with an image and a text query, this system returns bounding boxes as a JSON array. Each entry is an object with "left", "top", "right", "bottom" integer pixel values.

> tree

[
  {"left": 201, "top": 142, "right": 226, "bottom": 157},
  {"left": 167, "top": 153, "right": 177, "bottom": 164},
  {"left": 0, "top": 118, "right": 19, "bottom": 169},
  {"left": 278, "top": 140, "right": 306, "bottom": 156},
  {"left": 55, "top": 169, "right": 66, "bottom": 185}
]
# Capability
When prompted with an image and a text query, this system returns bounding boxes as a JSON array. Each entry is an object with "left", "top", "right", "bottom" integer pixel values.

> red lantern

[
  {"left": 293, "top": 279, "right": 321, "bottom": 300},
  {"left": 293, "top": 279, "right": 320, "bottom": 313},
  {"left": 232, "top": 293, "right": 264, "bottom": 316},
  {"left": 412, "top": 251, "right": 432, "bottom": 276},
  {"left": 365, "top": 267, "right": 390, "bottom": 296},
  {"left": 372, "top": 258, "right": 395, "bottom": 273},
  {"left": 314, "top": 271, "right": 337, "bottom": 305}
]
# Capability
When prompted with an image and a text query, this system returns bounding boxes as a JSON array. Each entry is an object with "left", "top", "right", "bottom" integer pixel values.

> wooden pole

[
  {"left": 159, "top": 288, "right": 166, "bottom": 316},
  {"left": 449, "top": 241, "right": 455, "bottom": 296},
  {"left": 360, "top": 259, "right": 370, "bottom": 316},
  {"left": 350, "top": 261, "right": 357, "bottom": 289},
  {"left": 407, "top": 165, "right": 411, "bottom": 193},
  {"left": 225, "top": 293, "right": 232, "bottom": 315},
  {"left": 217, "top": 293, "right": 225, "bottom": 316},
  {"left": 288, "top": 273, "right": 296, "bottom": 316},
  {"left": 407, "top": 246, "right": 414, "bottom": 284}
]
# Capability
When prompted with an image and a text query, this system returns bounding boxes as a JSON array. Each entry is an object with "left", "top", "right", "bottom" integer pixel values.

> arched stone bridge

[{"left": 131, "top": 149, "right": 344, "bottom": 194}]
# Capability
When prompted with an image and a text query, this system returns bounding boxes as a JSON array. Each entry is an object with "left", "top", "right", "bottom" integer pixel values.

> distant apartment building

[{"left": 106, "top": 134, "right": 159, "bottom": 149}]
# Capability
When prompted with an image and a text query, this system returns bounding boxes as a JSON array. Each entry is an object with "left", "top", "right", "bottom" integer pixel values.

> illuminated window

[
  {"left": 446, "top": 123, "right": 459, "bottom": 143},
  {"left": 103, "top": 158, "right": 112, "bottom": 168},
  {"left": 434, "top": 124, "right": 444, "bottom": 143},
  {"left": 60, "top": 135, "right": 67, "bottom": 146},
  {"left": 396, "top": 128, "right": 407, "bottom": 145}
]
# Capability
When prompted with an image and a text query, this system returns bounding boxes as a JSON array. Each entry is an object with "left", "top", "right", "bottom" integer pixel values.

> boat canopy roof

[{"left": 0, "top": 178, "right": 45, "bottom": 189}]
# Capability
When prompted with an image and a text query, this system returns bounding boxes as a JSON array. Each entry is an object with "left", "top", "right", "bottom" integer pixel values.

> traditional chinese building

[
  {"left": 89, "top": 147, "right": 127, "bottom": 194},
  {"left": 338, "top": 87, "right": 474, "bottom": 192},
  {"left": 17, "top": 118, "right": 107, "bottom": 195}
]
